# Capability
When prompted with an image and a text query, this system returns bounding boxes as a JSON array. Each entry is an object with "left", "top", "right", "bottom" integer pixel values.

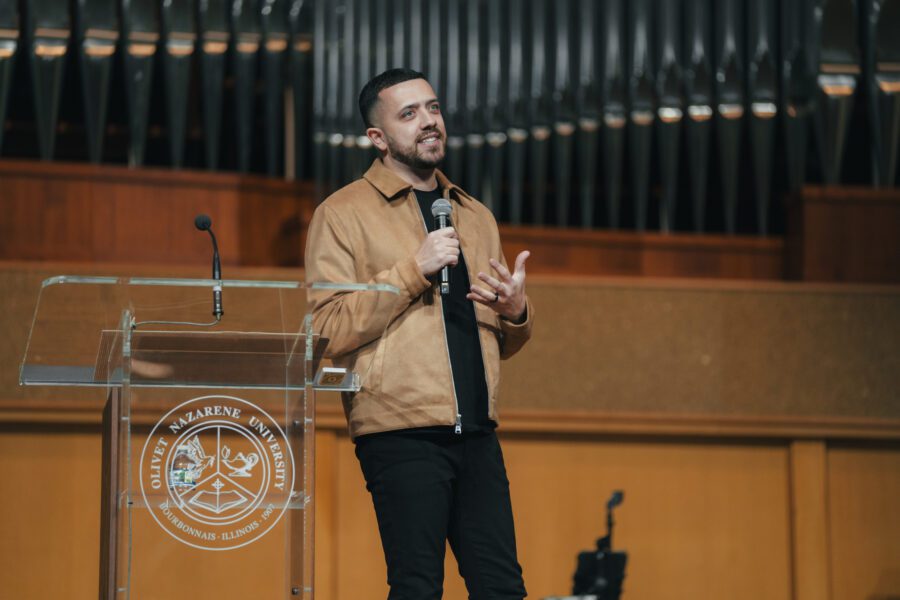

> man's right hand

[{"left": 416, "top": 227, "right": 460, "bottom": 277}]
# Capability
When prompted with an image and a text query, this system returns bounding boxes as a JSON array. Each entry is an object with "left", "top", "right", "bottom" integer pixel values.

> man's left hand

[{"left": 467, "top": 250, "right": 530, "bottom": 322}]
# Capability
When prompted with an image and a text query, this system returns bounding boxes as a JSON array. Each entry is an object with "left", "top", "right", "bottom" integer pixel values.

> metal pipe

[
  {"left": 506, "top": 0, "right": 528, "bottom": 224},
  {"left": 312, "top": 0, "right": 328, "bottom": 198},
  {"left": 443, "top": 0, "right": 464, "bottom": 182},
  {"left": 575, "top": 0, "right": 600, "bottom": 229},
  {"left": 121, "top": 0, "right": 158, "bottom": 167},
  {"left": 655, "top": 0, "right": 683, "bottom": 233},
  {"left": 482, "top": 0, "right": 505, "bottom": 215},
  {"left": 865, "top": 0, "right": 900, "bottom": 187},
  {"left": 781, "top": 0, "right": 815, "bottom": 193},
  {"left": 600, "top": 0, "right": 626, "bottom": 229},
  {"left": 288, "top": 0, "right": 312, "bottom": 179},
  {"left": 628, "top": 0, "right": 654, "bottom": 232},
  {"left": 0, "top": 0, "right": 16, "bottom": 156},
  {"left": 464, "top": 0, "right": 484, "bottom": 197},
  {"left": 551, "top": 0, "right": 575, "bottom": 227},
  {"left": 75, "top": 0, "right": 117, "bottom": 164},
  {"left": 340, "top": 0, "right": 357, "bottom": 183},
  {"left": 684, "top": 0, "right": 712, "bottom": 231},
  {"left": 199, "top": 0, "right": 229, "bottom": 170},
  {"left": 261, "top": 0, "right": 288, "bottom": 176},
  {"left": 812, "top": 0, "right": 859, "bottom": 185},
  {"left": 161, "top": 0, "right": 195, "bottom": 168},
  {"left": 325, "top": 0, "right": 344, "bottom": 192},
  {"left": 528, "top": 0, "right": 551, "bottom": 224},
  {"left": 714, "top": 0, "right": 744, "bottom": 233},
  {"left": 27, "top": 0, "right": 71, "bottom": 160},
  {"left": 232, "top": 0, "right": 261, "bottom": 173},
  {"left": 748, "top": 0, "right": 778, "bottom": 234}
]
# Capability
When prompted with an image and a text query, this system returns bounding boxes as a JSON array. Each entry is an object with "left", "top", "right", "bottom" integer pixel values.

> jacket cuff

[
  {"left": 395, "top": 255, "right": 431, "bottom": 299},
  {"left": 500, "top": 295, "right": 534, "bottom": 334}
]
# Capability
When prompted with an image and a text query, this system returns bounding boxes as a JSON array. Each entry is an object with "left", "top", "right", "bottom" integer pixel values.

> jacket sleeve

[
  {"left": 305, "top": 203, "right": 431, "bottom": 357},
  {"left": 488, "top": 210, "right": 534, "bottom": 359}
]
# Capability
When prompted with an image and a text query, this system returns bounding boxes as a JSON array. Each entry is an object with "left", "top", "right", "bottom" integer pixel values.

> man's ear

[{"left": 367, "top": 127, "right": 388, "bottom": 152}]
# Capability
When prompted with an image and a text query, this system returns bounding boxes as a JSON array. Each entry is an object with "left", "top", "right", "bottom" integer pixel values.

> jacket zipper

[
  {"left": 450, "top": 195, "right": 493, "bottom": 426},
  {"left": 416, "top": 194, "right": 462, "bottom": 434}
]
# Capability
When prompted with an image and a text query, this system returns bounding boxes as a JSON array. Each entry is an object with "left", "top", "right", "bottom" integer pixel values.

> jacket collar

[{"left": 363, "top": 158, "right": 472, "bottom": 203}]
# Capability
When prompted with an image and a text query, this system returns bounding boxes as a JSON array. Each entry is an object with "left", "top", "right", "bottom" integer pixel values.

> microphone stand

[
  {"left": 132, "top": 215, "right": 224, "bottom": 330},
  {"left": 594, "top": 491, "right": 624, "bottom": 598}
]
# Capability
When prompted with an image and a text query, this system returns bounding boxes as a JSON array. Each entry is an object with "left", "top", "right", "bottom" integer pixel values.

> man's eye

[
  {"left": 430, "top": 104, "right": 440, "bottom": 113},
  {"left": 402, "top": 110, "right": 414, "bottom": 118}
]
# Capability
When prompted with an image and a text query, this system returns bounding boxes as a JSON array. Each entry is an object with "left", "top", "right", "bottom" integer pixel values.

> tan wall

[
  {"left": 1, "top": 262, "right": 899, "bottom": 599},
  {"left": 2, "top": 424, "right": 899, "bottom": 600}
]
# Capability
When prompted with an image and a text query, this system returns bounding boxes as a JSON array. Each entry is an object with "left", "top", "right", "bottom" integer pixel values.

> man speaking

[{"left": 306, "top": 68, "right": 533, "bottom": 599}]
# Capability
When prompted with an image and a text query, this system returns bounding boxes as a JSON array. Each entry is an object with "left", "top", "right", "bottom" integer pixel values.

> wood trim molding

[
  {"left": 3, "top": 400, "right": 899, "bottom": 441},
  {"left": 498, "top": 224, "right": 785, "bottom": 279},
  {"left": 0, "top": 159, "right": 310, "bottom": 193},
  {"left": 790, "top": 440, "right": 832, "bottom": 600}
]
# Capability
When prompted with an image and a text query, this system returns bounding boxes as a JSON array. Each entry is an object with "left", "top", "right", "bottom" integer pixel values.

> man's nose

[{"left": 420, "top": 111, "right": 437, "bottom": 128}]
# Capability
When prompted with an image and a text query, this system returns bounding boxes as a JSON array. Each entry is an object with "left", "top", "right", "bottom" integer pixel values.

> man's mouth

[{"left": 418, "top": 133, "right": 442, "bottom": 147}]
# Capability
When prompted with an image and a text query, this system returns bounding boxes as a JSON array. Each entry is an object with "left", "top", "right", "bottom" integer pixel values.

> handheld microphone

[
  {"left": 194, "top": 214, "right": 223, "bottom": 319},
  {"left": 430, "top": 198, "right": 453, "bottom": 296}
]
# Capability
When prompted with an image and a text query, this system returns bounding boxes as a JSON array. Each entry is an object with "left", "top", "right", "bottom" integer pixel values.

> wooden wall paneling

[
  {"left": 789, "top": 440, "right": 831, "bottom": 600},
  {"left": 0, "top": 161, "right": 313, "bottom": 267},
  {"left": 788, "top": 186, "right": 900, "bottom": 283},
  {"left": 502, "top": 436, "right": 793, "bottom": 600},
  {"left": 316, "top": 432, "right": 795, "bottom": 600},
  {"left": 236, "top": 180, "right": 312, "bottom": 267},
  {"left": 332, "top": 430, "right": 388, "bottom": 599},
  {"left": 0, "top": 160, "right": 793, "bottom": 280},
  {"left": 3, "top": 421, "right": 900, "bottom": 599},
  {"left": 6, "top": 162, "right": 900, "bottom": 283},
  {"left": 0, "top": 427, "right": 102, "bottom": 600},
  {"left": 313, "top": 428, "right": 339, "bottom": 599},
  {"left": 3, "top": 262, "right": 900, "bottom": 598},
  {"left": 122, "top": 395, "right": 288, "bottom": 599},
  {"left": 828, "top": 444, "right": 900, "bottom": 600},
  {"left": 126, "top": 511, "right": 286, "bottom": 598},
  {"left": 500, "top": 278, "right": 900, "bottom": 421},
  {"left": 97, "top": 178, "right": 240, "bottom": 266},
  {"left": 0, "top": 175, "right": 94, "bottom": 261},
  {"left": 498, "top": 225, "right": 785, "bottom": 279},
  {"left": 4, "top": 262, "right": 900, "bottom": 426}
]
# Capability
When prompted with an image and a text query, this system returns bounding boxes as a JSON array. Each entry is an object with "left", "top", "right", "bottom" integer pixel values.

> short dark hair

[{"left": 358, "top": 68, "right": 429, "bottom": 129}]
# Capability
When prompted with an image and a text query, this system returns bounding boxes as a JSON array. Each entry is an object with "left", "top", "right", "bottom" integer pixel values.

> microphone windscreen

[
  {"left": 607, "top": 490, "right": 624, "bottom": 509},
  {"left": 194, "top": 214, "right": 212, "bottom": 231},
  {"left": 431, "top": 198, "right": 452, "bottom": 219}
]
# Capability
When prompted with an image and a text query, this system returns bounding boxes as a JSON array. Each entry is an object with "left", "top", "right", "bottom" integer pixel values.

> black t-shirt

[{"left": 414, "top": 186, "right": 493, "bottom": 434}]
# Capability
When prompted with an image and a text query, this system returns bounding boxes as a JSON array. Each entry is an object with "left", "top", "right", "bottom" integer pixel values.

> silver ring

[{"left": 492, "top": 292, "right": 499, "bottom": 303}]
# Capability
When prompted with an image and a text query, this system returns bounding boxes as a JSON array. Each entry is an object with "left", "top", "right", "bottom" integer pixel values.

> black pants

[{"left": 354, "top": 430, "right": 527, "bottom": 600}]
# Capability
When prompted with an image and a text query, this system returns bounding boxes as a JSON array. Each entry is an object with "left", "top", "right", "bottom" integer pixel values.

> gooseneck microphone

[
  {"left": 430, "top": 199, "right": 453, "bottom": 296},
  {"left": 194, "top": 214, "right": 224, "bottom": 319}
]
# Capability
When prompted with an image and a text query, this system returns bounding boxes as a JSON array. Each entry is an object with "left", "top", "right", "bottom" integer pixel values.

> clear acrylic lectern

[{"left": 19, "top": 276, "right": 398, "bottom": 599}]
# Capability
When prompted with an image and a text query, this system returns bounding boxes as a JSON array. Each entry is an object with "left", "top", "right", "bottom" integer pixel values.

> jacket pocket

[{"left": 345, "top": 334, "right": 386, "bottom": 412}]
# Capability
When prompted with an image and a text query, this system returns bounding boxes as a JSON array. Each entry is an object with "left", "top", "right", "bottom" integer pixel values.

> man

[{"left": 305, "top": 68, "right": 533, "bottom": 599}]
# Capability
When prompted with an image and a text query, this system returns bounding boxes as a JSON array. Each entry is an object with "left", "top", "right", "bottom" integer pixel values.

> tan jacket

[{"left": 305, "top": 159, "right": 534, "bottom": 439}]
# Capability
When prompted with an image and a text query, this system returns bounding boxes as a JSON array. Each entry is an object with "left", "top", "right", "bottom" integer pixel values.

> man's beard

[{"left": 385, "top": 131, "right": 445, "bottom": 170}]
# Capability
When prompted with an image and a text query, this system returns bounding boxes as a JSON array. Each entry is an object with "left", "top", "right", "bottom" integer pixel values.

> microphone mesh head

[
  {"left": 431, "top": 198, "right": 452, "bottom": 218},
  {"left": 194, "top": 214, "right": 212, "bottom": 231}
]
